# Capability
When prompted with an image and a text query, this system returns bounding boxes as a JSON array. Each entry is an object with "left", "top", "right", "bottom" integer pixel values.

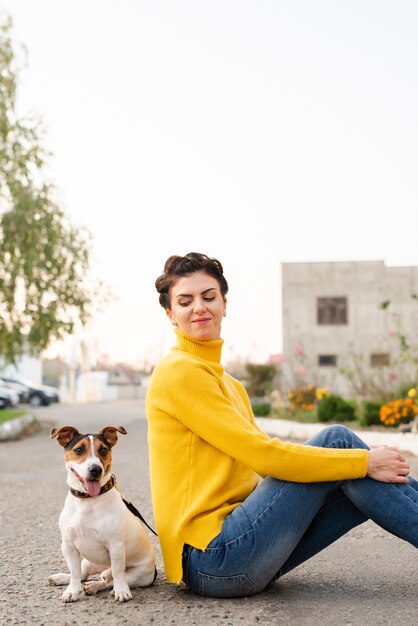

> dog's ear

[
  {"left": 99, "top": 426, "right": 127, "bottom": 447},
  {"left": 50, "top": 426, "right": 79, "bottom": 447}
]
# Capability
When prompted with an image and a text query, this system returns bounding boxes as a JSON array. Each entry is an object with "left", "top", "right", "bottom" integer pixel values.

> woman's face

[{"left": 166, "top": 271, "right": 227, "bottom": 341}]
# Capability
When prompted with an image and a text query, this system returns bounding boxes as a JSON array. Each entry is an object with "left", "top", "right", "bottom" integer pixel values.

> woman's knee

[
  {"left": 321, "top": 424, "right": 352, "bottom": 440},
  {"left": 306, "top": 424, "right": 368, "bottom": 450}
]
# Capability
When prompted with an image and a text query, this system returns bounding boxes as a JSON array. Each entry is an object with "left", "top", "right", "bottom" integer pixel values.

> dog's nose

[{"left": 88, "top": 464, "right": 103, "bottom": 479}]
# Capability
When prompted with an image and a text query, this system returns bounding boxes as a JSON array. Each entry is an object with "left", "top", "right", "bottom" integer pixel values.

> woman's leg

[
  {"left": 183, "top": 476, "right": 366, "bottom": 597},
  {"left": 305, "top": 425, "right": 418, "bottom": 546},
  {"left": 276, "top": 426, "right": 418, "bottom": 578},
  {"left": 183, "top": 425, "right": 418, "bottom": 597}
]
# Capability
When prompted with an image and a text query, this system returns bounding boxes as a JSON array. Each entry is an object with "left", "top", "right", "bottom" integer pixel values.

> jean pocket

[{"left": 197, "top": 572, "right": 255, "bottom": 598}]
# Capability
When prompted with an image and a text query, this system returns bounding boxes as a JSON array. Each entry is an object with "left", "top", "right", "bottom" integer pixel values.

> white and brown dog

[{"left": 48, "top": 425, "right": 156, "bottom": 603}]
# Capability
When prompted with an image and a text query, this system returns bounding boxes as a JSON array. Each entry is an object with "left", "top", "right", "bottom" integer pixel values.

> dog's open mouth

[{"left": 71, "top": 468, "right": 101, "bottom": 497}]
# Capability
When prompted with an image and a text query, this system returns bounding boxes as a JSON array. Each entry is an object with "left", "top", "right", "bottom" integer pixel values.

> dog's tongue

[{"left": 85, "top": 480, "right": 101, "bottom": 497}]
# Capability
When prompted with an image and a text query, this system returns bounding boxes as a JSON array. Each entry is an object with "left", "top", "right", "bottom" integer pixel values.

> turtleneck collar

[{"left": 173, "top": 329, "right": 224, "bottom": 364}]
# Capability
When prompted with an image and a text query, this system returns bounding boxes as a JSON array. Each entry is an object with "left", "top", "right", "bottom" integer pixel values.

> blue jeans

[{"left": 182, "top": 425, "right": 418, "bottom": 598}]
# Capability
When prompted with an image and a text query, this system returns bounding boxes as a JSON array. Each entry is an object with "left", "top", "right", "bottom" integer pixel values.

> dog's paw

[
  {"left": 84, "top": 579, "right": 107, "bottom": 596},
  {"left": 61, "top": 584, "right": 83, "bottom": 602},
  {"left": 48, "top": 573, "right": 71, "bottom": 586},
  {"left": 112, "top": 585, "right": 133, "bottom": 602}
]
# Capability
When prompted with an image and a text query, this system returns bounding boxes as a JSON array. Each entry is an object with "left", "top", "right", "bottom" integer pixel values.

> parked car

[
  {"left": 0, "top": 385, "right": 20, "bottom": 409},
  {"left": 0, "top": 376, "right": 60, "bottom": 407},
  {"left": 0, "top": 377, "right": 30, "bottom": 403}
]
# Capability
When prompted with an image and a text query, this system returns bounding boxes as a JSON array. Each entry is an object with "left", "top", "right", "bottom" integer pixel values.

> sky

[{"left": 1, "top": 0, "right": 417, "bottom": 368}]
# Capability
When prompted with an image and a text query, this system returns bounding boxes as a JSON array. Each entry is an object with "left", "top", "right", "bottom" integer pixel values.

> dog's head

[{"left": 51, "top": 425, "right": 127, "bottom": 497}]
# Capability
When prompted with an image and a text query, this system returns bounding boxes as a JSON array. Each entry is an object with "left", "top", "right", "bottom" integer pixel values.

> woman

[{"left": 146, "top": 252, "right": 417, "bottom": 598}]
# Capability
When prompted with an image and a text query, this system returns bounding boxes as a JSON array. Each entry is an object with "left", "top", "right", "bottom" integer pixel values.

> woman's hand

[{"left": 367, "top": 446, "right": 410, "bottom": 483}]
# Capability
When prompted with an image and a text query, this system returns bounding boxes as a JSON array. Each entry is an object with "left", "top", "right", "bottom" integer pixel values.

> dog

[{"left": 48, "top": 425, "right": 156, "bottom": 602}]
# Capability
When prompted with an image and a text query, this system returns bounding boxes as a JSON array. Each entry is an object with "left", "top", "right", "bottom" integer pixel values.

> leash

[
  {"left": 113, "top": 475, "right": 158, "bottom": 537},
  {"left": 120, "top": 497, "right": 158, "bottom": 537},
  {"left": 69, "top": 474, "right": 158, "bottom": 537}
]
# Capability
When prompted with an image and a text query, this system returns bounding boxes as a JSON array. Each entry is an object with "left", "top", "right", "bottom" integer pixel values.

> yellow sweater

[{"left": 146, "top": 330, "right": 368, "bottom": 584}]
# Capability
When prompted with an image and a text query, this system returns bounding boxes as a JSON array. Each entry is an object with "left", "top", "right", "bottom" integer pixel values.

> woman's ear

[
  {"left": 166, "top": 308, "right": 177, "bottom": 326},
  {"left": 223, "top": 297, "right": 227, "bottom": 317}
]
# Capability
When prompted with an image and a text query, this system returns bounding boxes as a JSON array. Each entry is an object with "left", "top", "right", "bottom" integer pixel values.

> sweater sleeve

[{"left": 161, "top": 360, "right": 368, "bottom": 483}]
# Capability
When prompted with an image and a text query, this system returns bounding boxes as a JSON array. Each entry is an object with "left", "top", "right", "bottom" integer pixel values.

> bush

[
  {"left": 360, "top": 401, "right": 383, "bottom": 427},
  {"left": 252, "top": 402, "right": 271, "bottom": 417},
  {"left": 245, "top": 364, "right": 277, "bottom": 397},
  {"left": 288, "top": 385, "right": 317, "bottom": 410},
  {"left": 317, "top": 395, "right": 356, "bottom": 423},
  {"left": 396, "top": 382, "right": 417, "bottom": 398},
  {"left": 379, "top": 398, "right": 418, "bottom": 427},
  {"left": 273, "top": 406, "right": 318, "bottom": 423}
]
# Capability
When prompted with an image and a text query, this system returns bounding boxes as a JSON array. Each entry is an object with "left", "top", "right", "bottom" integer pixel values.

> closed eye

[{"left": 179, "top": 296, "right": 215, "bottom": 307}]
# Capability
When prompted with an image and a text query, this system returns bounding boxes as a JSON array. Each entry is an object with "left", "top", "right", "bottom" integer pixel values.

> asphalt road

[{"left": 1, "top": 399, "right": 417, "bottom": 626}]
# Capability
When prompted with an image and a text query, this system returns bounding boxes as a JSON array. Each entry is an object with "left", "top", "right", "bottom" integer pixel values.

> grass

[
  {"left": 0, "top": 409, "right": 28, "bottom": 424},
  {"left": 271, "top": 407, "right": 320, "bottom": 423}
]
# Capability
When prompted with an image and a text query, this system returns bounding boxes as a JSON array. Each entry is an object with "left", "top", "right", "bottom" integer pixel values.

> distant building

[
  {"left": 281, "top": 260, "right": 418, "bottom": 395},
  {"left": 106, "top": 364, "right": 142, "bottom": 386},
  {"left": 42, "top": 357, "right": 68, "bottom": 387},
  {"left": 1, "top": 354, "right": 42, "bottom": 385}
]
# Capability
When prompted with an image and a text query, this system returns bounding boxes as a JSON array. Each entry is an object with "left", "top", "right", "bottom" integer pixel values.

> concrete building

[
  {"left": 1, "top": 354, "right": 42, "bottom": 385},
  {"left": 281, "top": 260, "right": 418, "bottom": 396}
]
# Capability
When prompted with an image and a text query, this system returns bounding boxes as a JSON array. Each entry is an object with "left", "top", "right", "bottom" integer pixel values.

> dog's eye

[
  {"left": 74, "top": 447, "right": 84, "bottom": 456},
  {"left": 99, "top": 447, "right": 108, "bottom": 457}
]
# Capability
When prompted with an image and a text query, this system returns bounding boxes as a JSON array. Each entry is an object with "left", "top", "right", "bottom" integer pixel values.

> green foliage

[
  {"left": 317, "top": 394, "right": 356, "bottom": 423},
  {"left": 251, "top": 402, "right": 271, "bottom": 417},
  {"left": 379, "top": 300, "right": 391, "bottom": 310},
  {"left": 360, "top": 401, "right": 383, "bottom": 427},
  {"left": 244, "top": 363, "right": 277, "bottom": 398},
  {"left": 287, "top": 384, "right": 319, "bottom": 410},
  {"left": 0, "top": 16, "right": 100, "bottom": 364},
  {"left": 272, "top": 406, "right": 319, "bottom": 423},
  {"left": 396, "top": 382, "right": 416, "bottom": 398}
]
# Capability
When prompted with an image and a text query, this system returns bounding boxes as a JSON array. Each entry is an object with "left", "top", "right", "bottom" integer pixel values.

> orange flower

[{"left": 379, "top": 397, "right": 417, "bottom": 427}]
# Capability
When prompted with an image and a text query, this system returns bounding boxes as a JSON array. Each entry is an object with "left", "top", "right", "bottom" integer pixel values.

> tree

[{"left": 0, "top": 16, "right": 96, "bottom": 365}]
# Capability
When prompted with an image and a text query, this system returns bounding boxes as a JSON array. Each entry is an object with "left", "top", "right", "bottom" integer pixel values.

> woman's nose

[{"left": 193, "top": 298, "right": 206, "bottom": 313}]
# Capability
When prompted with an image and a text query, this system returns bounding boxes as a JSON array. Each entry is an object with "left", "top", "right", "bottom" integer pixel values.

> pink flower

[
  {"left": 387, "top": 371, "right": 400, "bottom": 381},
  {"left": 269, "top": 353, "right": 286, "bottom": 365},
  {"left": 388, "top": 330, "right": 396, "bottom": 337},
  {"left": 295, "top": 366, "right": 307, "bottom": 375},
  {"left": 294, "top": 345, "right": 305, "bottom": 357}
]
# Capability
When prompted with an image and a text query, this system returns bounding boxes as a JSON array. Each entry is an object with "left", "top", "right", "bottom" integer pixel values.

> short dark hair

[{"left": 155, "top": 252, "right": 229, "bottom": 309}]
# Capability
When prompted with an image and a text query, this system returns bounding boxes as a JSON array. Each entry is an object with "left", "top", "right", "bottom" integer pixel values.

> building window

[
  {"left": 317, "top": 297, "right": 348, "bottom": 325},
  {"left": 318, "top": 354, "right": 337, "bottom": 367},
  {"left": 370, "top": 353, "right": 390, "bottom": 367}
]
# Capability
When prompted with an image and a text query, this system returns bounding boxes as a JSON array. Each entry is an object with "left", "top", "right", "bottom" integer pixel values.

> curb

[
  {"left": 0, "top": 413, "right": 37, "bottom": 441},
  {"left": 256, "top": 417, "right": 418, "bottom": 456},
  {"left": 2, "top": 412, "right": 417, "bottom": 455}
]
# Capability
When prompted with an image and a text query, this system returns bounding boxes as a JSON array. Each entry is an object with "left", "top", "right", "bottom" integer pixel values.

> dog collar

[{"left": 70, "top": 474, "right": 116, "bottom": 499}]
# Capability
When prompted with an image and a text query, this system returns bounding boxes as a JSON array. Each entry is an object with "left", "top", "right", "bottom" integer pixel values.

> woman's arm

[{"left": 160, "top": 361, "right": 369, "bottom": 483}]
